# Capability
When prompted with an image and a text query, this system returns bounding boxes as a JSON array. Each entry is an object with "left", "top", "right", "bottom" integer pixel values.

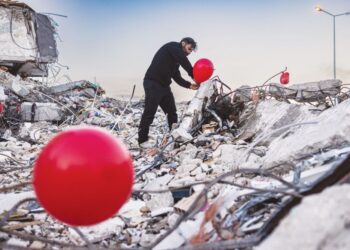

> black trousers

[{"left": 138, "top": 79, "right": 177, "bottom": 144}]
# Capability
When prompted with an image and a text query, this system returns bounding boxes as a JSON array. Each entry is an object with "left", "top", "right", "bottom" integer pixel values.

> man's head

[{"left": 180, "top": 37, "right": 197, "bottom": 56}]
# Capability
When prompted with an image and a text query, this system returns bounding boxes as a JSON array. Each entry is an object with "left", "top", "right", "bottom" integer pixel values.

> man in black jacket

[{"left": 138, "top": 37, "right": 199, "bottom": 148}]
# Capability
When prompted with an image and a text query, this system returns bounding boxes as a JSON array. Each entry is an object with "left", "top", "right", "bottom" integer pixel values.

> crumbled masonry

[
  {"left": 1, "top": 66, "right": 350, "bottom": 249},
  {"left": 1, "top": 1, "right": 350, "bottom": 249}
]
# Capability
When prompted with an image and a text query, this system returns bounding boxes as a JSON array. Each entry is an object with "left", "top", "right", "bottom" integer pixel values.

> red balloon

[
  {"left": 193, "top": 58, "right": 214, "bottom": 84},
  {"left": 33, "top": 127, "right": 134, "bottom": 226},
  {"left": 280, "top": 71, "right": 290, "bottom": 84}
]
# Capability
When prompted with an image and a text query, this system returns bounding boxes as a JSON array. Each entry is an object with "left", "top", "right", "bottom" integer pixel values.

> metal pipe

[{"left": 333, "top": 16, "right": 336, "bottom": 79}]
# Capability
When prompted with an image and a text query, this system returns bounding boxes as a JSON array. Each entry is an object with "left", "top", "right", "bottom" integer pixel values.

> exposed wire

[
  {"left": 0, "top": 181, "right": 32, "bottom": 193},
  {"left": 110, "top": 85, "right": 136, "bottom": 131},
  {"left": 0, "top": 197, "right": 36, "bottom": 227},
  {"left": 31, "top": 89, "right": 78, "bottom": 118},
  {"left": 262, "top": 66, "right": 287, "bottom": 86},
  {"left": 38, "top": 12, "right": 68, "bottom": 18},
  {"left": 0, "top": 152, "right": 28, "bottom": 165},
  {"left": 146, "top": 167, "right": 300, "bottom": 249}
]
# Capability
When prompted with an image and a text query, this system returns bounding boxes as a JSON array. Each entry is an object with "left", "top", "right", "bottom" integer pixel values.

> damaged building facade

[
  {"left": 1, "top": 1, "right": 350, "bottom": 250},
  {"left": 0, "top": 1, "right": 57, "bottom": 77}
]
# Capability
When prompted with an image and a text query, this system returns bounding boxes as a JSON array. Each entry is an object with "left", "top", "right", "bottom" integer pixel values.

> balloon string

[{"left": 262, "top": 66, "right": 287, "bottom": 86}]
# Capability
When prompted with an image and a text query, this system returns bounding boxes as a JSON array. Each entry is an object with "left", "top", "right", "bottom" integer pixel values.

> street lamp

[{"left": 315, "top": 6, "right": 350, "bottom": 79}]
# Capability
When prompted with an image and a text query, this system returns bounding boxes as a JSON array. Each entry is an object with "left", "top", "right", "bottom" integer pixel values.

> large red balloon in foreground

[
  {"left": 33, "top": 127, "right": 134, "bottom": 226},
  {"left": 193, "top": 58, "right": 214, "bottom": 84}
]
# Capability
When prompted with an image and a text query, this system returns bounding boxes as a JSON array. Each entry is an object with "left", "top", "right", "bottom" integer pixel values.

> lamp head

[{"left": 315, "top": 6, "right": 322, "bottom": 12}]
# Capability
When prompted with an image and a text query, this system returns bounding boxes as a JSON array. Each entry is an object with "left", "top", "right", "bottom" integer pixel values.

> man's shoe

[{"left": 139, "top": 140, "right": 155, "bottom": 149}]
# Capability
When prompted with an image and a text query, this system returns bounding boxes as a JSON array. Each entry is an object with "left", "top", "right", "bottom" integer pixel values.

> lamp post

[{"left": 315, "top": 6, "right": 350, "bottom": 79}]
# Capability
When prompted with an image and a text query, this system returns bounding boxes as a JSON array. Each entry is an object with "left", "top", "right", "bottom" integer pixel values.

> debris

[
  {"left": 257, "top": 184, "right": 350, "bottom": 250},
  {"left": 174, "top": 192, "right": 205, "bottom": 213},
  {"left": 172, "top": 79, "right": 216, "bottom": 141},
  {"left": 20, "top": 102, "right": 63, "bottom": 121},
  {"left": 1, "top": 2, "right": 350, "bottom": 249},
  {"left": 268, "top": 79, "right": 341, "bottom": 102}
]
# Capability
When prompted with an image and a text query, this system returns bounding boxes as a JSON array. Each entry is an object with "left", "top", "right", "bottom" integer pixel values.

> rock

[
  {"left": 195, "top": 134, "right": 211, "bottom": 147},
  {"left": 178, "top": 144, "right": 198, "bottom": 163},
  {"left": 212, "top": 144, "right": 247, "bottom": 169},
  {"left": 140, "top": 233, "right": 157, "bottom": 247},
  {"left": 146, "top": 192, "right": 174, "bottom": 213},
  {"left": 119, "top": 199, "right": 145, "bottom": 220},
  {"left": 167, "top": 213, "right": 180, "bottom": 228},
  {"left": 174, "top": 192, "right": 205, "bottom": 212}
]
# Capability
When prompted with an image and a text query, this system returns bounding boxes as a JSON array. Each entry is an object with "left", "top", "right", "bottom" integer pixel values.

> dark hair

[{"left": 180, "top": 37, "right": 197, "bottom": 51}]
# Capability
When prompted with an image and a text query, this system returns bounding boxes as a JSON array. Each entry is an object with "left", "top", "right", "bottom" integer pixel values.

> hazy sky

[{"left": 24, "top": 0, "right": 350, "bottom": 101}]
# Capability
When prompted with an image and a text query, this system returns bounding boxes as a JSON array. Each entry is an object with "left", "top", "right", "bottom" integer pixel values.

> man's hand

[{"left": 190, "top": 83, "right": 200, "bottom": 90}]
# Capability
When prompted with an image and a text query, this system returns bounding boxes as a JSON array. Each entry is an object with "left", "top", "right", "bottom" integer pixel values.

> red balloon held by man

[
  {"left": 193, "top": 58, "right": 214, "bottom": 84},
  {"left": 33, "top": 127, "right": 134, "bottom": 226},
  {"left": 280, "top": 71, "right": 290, "bottom": 84}
]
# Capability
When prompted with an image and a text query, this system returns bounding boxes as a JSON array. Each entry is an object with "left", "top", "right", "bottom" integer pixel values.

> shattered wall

[{"left": 0, "top": 1, "right": 58, "bottom": 77}]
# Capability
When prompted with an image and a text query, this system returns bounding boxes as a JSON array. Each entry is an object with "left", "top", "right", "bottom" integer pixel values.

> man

[{"left": 138, "top": 37, "right": 199, "bottom": 148}]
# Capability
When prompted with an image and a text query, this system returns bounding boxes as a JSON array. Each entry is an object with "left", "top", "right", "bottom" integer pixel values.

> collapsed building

[
  {"left": 1, "top": 1, "right": 350, "bottom": 250},
  {"left": 0, "top": 0, "right": 57, "bottom": 77}
]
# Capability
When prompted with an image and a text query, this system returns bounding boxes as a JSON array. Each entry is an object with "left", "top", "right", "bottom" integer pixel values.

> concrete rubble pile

[
  {"left": 1, "top": 71, "right": 350, "bottom": 250},
  {"left": 2, "top": 1, "right": 350, "bottom": 249}
]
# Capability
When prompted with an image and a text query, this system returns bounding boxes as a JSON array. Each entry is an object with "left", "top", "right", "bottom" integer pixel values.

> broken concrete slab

[
  {"left": 212, "top": 144, "right": 248, "bottom": 170},
  {"left": 46, "top": 80, "right": 100, "bottom": 95},
  {"left": 20, "top": 102, "right": 63, "bottom": 121},
  {"left": 257, "top": 184, "right": 350, "bottom": 250},
  {"left": 172, "top": 79, "right": 216, "bottom": 141},
  {"left": 262, "top": 98, "right": 350, "bottom": 168},
  {"left": 268, "top": 79, "right": 342, "bottom": 102},
  {"left": 240, "top": 99, "right": 317, "bottom": 144},
  {"left": 0, "top": 71, "right": 32, "bottom": 97},
  {"left": 145, "top": 191, "right": 174, "bottom": 213}
]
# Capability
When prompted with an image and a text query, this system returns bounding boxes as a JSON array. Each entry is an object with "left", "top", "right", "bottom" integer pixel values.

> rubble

[
  {"left": 171, "top": 79, "right": 216, "bottom": 142},
  {"left": 20, "top": 102, "right": 63, "bottom": 121},
  {"left": 257, "top": 184, "right": 350, "bottom": 250},
  {"left": 268, "top": 79, "right": 341, "bottom": 102},
  {"left": 1, "top": 65, "right": 350, "bottom": 249},
  {"left": 1, "top": 2, "right": 350, "bottom": 249}
]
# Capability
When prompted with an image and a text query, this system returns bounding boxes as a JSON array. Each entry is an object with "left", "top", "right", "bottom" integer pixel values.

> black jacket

[{"left": 144, "top": 42, "right": 193, "bottom": 88}]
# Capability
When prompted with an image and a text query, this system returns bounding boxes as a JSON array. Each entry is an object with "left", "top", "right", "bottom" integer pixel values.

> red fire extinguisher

[{"left": 280, "top": 71, "right": 289, "bottom": 84}]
